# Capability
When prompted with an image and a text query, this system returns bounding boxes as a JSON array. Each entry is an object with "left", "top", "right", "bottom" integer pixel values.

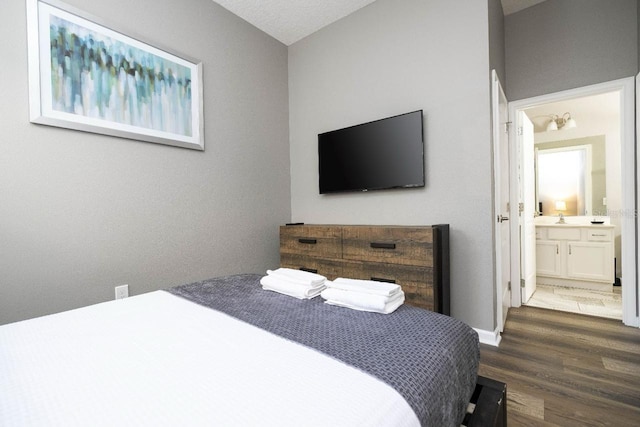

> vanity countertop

[
  {"left": 534, "top": 215, "right": 613, "bottom": 227},
  {"left": 536, "top": 223, "right": 615, "bottom": 228}
]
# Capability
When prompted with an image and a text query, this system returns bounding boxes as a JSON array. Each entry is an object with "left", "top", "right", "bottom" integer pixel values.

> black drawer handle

[
  {"left": 298, "top": 238, "right": 317, "bottom": 244},
  {"left": 299, "top": 267, "right": 318, "bottom": 274},
  {"left": 371, "top": 277, "right": 396, "bottom": 284},
  {"left": 370, "top": 242, "right": 396, "bottom": 250}
]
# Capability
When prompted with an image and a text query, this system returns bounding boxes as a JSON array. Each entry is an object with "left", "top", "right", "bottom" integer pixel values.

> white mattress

[{"left": 0, "top": 291, "right": 419, "bottom": 426}]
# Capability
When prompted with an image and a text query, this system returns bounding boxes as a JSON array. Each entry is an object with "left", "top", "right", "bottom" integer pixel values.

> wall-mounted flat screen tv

[{"left": 318, "top": 110, "right": 424, "bottom": 194}]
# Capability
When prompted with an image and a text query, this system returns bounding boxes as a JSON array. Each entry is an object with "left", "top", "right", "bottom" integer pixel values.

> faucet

[{"left": 556, "top": 213, "right": 565, "bottom": 224}]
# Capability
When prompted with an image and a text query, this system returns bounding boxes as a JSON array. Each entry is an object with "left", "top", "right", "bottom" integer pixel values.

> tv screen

[{"left": 318, "top": 110, "right": 424, "bottom": 194}]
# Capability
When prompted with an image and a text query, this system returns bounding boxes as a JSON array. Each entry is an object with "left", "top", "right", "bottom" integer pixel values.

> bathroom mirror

[{"left": 535, "top": 136, "right": 606, "bottom": 217}]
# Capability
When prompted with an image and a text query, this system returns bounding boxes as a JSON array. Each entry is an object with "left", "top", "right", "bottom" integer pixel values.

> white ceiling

[
  {"left": 211, "top": 0, "right": 377, "bottom": 45},
  {"left": 212, "top": 0, "right": 547, "bottom": 46}
]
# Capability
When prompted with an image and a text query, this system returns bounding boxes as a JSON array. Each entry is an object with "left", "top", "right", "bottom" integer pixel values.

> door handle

[{"left": 497, "top": 215, "right": 509, "bottom": 223}]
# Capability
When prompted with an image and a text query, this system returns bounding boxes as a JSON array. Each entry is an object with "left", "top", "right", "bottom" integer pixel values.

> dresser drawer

[
  {"left": 586, "top": 228, "right": 612, "bottom": 242},
  {"left": 342, "top": 226, "right": 433, "bottom": 267},
  {"left": 341, "top": 262, "right": 435, "bottom": 311},
  {"left": 279, "top": 253, "right": 343, "bottom": 279},
  {"left": 547, "top": 227, "right": 581, "bottom": 241},
  {"left": 280, "top": 225, "right": 342, "bottom": 259}
]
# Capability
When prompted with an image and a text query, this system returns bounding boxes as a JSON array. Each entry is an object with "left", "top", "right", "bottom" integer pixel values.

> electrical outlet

[{"left": 115, "top": 284, "right": 129, "bottom": 300}]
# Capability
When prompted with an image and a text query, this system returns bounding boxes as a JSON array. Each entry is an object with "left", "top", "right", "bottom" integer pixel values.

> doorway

[{"left": 507, "top": 78, "right": 638, "bottom": 327}]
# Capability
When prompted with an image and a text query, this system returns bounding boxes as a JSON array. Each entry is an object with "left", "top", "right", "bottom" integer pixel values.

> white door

[
  {"left": 492, "top": 70, "right": 511, "bottom": 332},
  {"left": 519, "top": 111, "right": 537, "bottom": 303}
]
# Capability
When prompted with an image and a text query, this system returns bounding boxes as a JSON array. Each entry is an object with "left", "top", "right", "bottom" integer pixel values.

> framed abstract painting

[{"left": 26, "top": 0, "right": 204, "bottom": 150}]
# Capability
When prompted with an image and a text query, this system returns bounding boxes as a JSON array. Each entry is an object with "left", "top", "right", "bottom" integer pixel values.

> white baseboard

[{"left": 474, "top": 327, "right": 501, "bottom": 347}]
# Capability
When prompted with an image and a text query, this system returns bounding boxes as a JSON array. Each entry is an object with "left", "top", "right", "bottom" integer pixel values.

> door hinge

[
  {"left": 520, "top": 279, "right": 526, "bottom": 287},
  {"left": 519, "top": 202, "right": 524, "bottom": 213},
  {"left": 518, "top": 126, "right": 523, "bottom": 136},
  {"left": 504, "top": 121, "right": 512, "bottom": 133},
  {"left": 508, "top": 281, "right": 511, "bottom": 291}
]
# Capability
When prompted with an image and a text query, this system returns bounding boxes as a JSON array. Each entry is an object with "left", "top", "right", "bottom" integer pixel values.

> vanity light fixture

[{"left": 546, "top": 112, "right": 577, "bottom": 131}]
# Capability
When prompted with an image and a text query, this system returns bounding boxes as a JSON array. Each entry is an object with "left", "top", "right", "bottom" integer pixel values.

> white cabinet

[
  {"left": 535, "top": 240, "right": 562, "bottom": 277},
  {"left": 566, "top": 241, "right": 613, "bottom": 282},
  {"left": 536, "top": 225, "right": 614, "bottom": 288}
]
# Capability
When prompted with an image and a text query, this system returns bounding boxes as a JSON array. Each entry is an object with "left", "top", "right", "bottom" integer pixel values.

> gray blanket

[{"left": 167, "top": 274, "right": 479, "bottom": 426}]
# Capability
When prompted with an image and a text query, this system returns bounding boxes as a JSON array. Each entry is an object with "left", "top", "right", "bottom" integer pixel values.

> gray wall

[
  {"left": 505, "top": 0, "right": 638, "bottom": 100},
  {"left": 289, "top": 0, "right": 495, "bottom": 331},
  {"left": 488, "top": 0, "right": 506, "bottom": 86},
  {"left": 0, "top": 0, "right": 290, "bottom": 325}
]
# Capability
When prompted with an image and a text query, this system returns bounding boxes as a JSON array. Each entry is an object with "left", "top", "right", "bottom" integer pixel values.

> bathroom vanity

[{"left": 535, "top": 222, "right": 615, "bottom": 290}]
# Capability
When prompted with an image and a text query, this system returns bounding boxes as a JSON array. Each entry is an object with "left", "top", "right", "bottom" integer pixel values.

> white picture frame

[{"left": 26, "top": 0, "right": 204, "bottom": 150}]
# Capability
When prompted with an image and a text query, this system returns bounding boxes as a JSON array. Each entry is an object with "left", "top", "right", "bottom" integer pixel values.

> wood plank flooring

[{"left": 479, "top": 305, "right": 640, "bottom": 426}]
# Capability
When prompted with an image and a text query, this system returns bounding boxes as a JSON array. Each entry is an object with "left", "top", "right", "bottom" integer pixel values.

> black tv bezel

[{"left": 318, "top": 110, "right": 425, "bottom": 194}]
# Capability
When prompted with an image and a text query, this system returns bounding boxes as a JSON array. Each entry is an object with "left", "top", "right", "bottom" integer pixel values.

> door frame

[{"left": 507, "top": 77, "right": 639, "bottom": 327}]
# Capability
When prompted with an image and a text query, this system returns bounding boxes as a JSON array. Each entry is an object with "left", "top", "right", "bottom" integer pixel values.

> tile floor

[{"left": 525, "top": 283, "right": 622, "bottom": 320}]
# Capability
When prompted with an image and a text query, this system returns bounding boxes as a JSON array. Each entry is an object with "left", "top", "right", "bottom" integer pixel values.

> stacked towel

[
  {"left": 260, "top": 268, "right": 327, "bottom": 299},
  {"left": 326, "top": 277, "right": 401, "bottom": 297},
  {"left": 266, "top": 268, "right": 326, "bottom": 286},
  {"left": 321, "top": 278, "right": 405, "bottom": 314}
]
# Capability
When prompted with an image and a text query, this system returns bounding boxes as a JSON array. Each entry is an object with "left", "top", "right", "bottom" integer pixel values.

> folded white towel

[
  {"left": 267, "top": 268, "right": 326, "bottom": 286},
  {"left": 320, "top": 287, "right": 405, "bottom": 313},
  {"left": 260, "top": 275, "right": 325, "bottom": 299},
  {"left": 327, "top": 277, "right": 401, "bottom": 297}
]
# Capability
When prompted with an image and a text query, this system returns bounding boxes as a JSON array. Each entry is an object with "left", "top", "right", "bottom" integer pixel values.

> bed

[{"left": 0, "top": 274, "right": 501, "bottom": 426}]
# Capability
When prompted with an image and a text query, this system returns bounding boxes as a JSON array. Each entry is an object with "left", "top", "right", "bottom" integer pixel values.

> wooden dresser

[{"left": 279, "top": 224, "right": 449, "bottom": 314}]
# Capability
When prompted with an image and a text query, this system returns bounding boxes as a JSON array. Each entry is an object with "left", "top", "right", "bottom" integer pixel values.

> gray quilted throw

[{"left": 167, "top": 274, "right": 479, "bottom": 427}]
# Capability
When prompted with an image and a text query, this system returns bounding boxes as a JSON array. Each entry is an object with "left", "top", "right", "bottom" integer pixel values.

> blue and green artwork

[{"left": 49, "top": 15, "right": 193, "bottom": 137}]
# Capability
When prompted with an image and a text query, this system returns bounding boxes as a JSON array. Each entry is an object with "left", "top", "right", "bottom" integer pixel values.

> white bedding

[{"left": 0, "top": 291, "right": 419, "bottom": 426}]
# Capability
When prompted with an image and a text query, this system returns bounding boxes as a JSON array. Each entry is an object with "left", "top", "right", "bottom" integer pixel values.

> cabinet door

[
  {"left": 566, "top": 242, "right": 614, "bottom": 282},
  {"left": 536, "top": 240, "right": 562, "bottom": 277}
]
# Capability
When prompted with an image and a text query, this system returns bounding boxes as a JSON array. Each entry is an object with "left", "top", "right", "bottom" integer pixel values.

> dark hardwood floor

[{"left": 479, "top": 305, "right": 640, "bottom": 426}]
